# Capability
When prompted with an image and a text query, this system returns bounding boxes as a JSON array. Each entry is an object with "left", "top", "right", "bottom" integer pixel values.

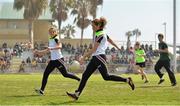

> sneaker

[
  {"left": 171, "top": 83, "right": 177, "bottom": 86},
  {"left": 35, "top": 89, "right": 44, "bottom": 95},
  {"left": 158, "top": 79, "right": 165, "bottom": 85},
  {"left": 66, "top": 92, "right": 79, "bottom": 100},
  {"left": 144, "top": 80, "right": 149, "bottom": 83},
  {"left": 128, "top": 77, "right": 135, "bottom": 90}
]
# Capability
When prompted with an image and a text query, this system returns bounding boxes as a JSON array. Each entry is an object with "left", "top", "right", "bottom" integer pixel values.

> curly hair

[{"left": 92, "top": 17, "right": 107, "bottom": 29}]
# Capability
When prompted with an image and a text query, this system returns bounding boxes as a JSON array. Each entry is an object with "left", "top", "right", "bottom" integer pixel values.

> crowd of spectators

[
  {"left": 0, "top": 41, "right": 159, "bottom": 73},
  {"left": 0, "top": 43, "right": 13, "bottom": 72}
]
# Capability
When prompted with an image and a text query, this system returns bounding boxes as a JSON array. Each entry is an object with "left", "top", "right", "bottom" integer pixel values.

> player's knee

[
  {"left": 43, "top": 73, "right": 49, "bottom": 79},
  {"left": 103, "top": 75, "right": 111, "bottom": 81},
  {"left": 154, "top": 66, "right": 159, "bottom": 71},
  {"left": 61, "top": 72, "right": 69, "bottom": 77},
  {"left": 82, "top": 73, "right": 88, "bottom": 78},
  {"left": 81, "top": 73, "right": 90, "bottom": 81}
]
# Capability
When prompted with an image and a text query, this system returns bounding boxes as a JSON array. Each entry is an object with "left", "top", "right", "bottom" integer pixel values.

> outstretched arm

[
  {"left": 34, "top": 49, "right": 49, "bottom": 56},
  {"left": 80, "top": 42, "right": 99, "bottom": 63},
  {"left": 107, "top": 36, "right": 121, "bottom": 50}
]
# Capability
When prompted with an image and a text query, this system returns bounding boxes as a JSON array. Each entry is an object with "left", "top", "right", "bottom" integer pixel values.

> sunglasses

[{"left": 92, "top": 21, "right": 100, "bottom": 26}]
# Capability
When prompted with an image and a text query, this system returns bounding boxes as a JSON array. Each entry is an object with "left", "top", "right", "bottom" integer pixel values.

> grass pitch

[{"left": 0, "top": 73, "right": 180, "bottom": 105}]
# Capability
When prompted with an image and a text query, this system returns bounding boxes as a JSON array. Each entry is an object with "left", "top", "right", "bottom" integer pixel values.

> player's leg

[
  {"left": 163, "top": 60, "right": 177, "bottom": 86},
  {"left": 57, "top": 59, "right": 80, "bottom": 81},
  {"left": 96, "top": 55, "right": 135, "bottom": 90},
  {"left": 35, "top": 61, "right": 55, "bottom": 95},
  {"left": 154, "top": 60, "right": 164, "bottom": 84},
  {"left": 139, "top": 62, "right": 148, "bottom": 83},
  {"left": 98, "top": 62, "right": 135, "bottom": 90},
  {"left": 139, "top": 68, "right": 148, "bottom": 83},
  {"left": 134, "top": 65, "right": 144, "bottom": 80},
  {"left": 66, "top": 57, "right": 98, "bottom": 100}
]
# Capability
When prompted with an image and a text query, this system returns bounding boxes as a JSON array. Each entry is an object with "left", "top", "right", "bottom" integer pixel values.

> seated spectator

[
  {"left": 26, "top": 57, "right": 31, "bottom": 64},
  {"left": 19, "top": 60, "right": 26, "bottom": 73},
  {"left": 0, "top": 58, "right": 5, "bottom": 73},
  {"left": 2, "top": 42, "right": 7, "bottom": 49},
  {"left": 0, "top": 48, "right": 5, "bottom": 57},
  {"left": 31, "top": 58, "right": 37, "bottom": 70},
  {"left": 6, "top": 59, "right": 11, "bottom": 70}
]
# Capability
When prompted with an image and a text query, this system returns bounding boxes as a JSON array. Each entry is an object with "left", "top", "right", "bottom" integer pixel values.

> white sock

[
  {"left": 126, "top": 78, "right": 129, "bottom": 83},
  {"left": 75, "top": 91, "right": 80, "bottom": 96}
]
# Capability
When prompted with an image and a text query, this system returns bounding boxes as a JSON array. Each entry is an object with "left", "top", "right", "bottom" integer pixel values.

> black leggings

[
  {"left": 154, "top": 60, "right": 176, "bottom": 84},
  {"left": 76, "top": 55, "right": 127, "bottom": 95},
  {"left": 40, "top": 58, "right": 80, "bottom": 91}
]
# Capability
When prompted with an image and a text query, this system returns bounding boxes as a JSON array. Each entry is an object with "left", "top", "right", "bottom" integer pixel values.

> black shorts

[{"left": 136, "top": 62, "right": 146, "bottom": 68}]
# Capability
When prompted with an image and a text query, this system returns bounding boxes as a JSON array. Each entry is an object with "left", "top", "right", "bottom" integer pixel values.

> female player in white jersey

[
  {"left": 66, "top": 17, "right": 135, "bottom": 100},
  {"left": 35, "top": 26, "right": 80, "bottom": 95}
]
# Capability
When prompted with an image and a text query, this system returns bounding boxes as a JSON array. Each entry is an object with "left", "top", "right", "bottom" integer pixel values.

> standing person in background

[
  {"left": 34, "top": 26, "right": 80, "bottom": 95},
  {"left": 134, "top": 42, "right": 149, "bottom": 83},
  {"left": 66, "top": 17, "right": 135, "bottom": 100},
  {"left": 154, "top": 33, "right": 176, "bottom": 86}
]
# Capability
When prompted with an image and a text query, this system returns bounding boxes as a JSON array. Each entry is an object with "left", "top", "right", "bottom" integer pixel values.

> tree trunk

[
  {"left": 29, "top": 20, "right": 34, "bottom": 49},
  {"left": 58, "top": 0, "right": 62, "bottom": 40},
  {"left": 80, "top": 17, "right": 85, "bottom": 45},
  {"left": 92, "top": 17, "right": 96, "bottom": 42},
  {"left": 80, "top": 28, "right": 84, "bottom": 45},
  {"left": 92, "top": 31, "right": 95, "bottom": 42},
  {"left": 58, "top": 20, "right": 62, "bottom": 40},
  {"left": 127, "top": 37, "right": 131, "bottom": 51},
  {"left": 135, "top": 35, "right": 137, "bottom": 42}
]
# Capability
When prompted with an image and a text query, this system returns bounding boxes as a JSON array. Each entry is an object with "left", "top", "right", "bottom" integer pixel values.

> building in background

[{"left": 0, "top": 2, "right": 53, "bottom": 47}]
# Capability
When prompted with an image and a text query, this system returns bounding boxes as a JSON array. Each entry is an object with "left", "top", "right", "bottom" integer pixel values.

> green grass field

[{"left": 0, "top": 73, "right": 180, "bottom": 105}]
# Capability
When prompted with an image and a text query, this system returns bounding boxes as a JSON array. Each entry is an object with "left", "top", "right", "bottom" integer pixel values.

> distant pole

[
  {"left": 162, "top": 22, "right": 167, "bottom": 41},
  {"left": 155, "top": 34, "right": 156, "bottom": 49},
  {"left": 173, "top": 0, "right": 177, "bottom": 72},
  {"left": 155, "top": 33, "right": 158, "bottom": 49}
]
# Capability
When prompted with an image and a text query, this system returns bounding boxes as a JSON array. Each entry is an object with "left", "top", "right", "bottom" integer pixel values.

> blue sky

[
  {"left": 81, "top": 0, "right": 180, "bottom": 45},
  {"left": 0, "top": 0, "right": 180, "bottom": 45},
  {"left": 62, "top": 0, "right": 180, "bottom": 46}
]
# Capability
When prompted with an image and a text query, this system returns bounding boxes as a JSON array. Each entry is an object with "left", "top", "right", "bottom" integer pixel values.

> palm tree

[
  {"left": 89, "top": 0, "right": 103, "bottom": 18},
  {"left": 71, "top": 0, "right": 92, "bottom": 45},
  {"left": 49, "top": 0, "right": 75, "bottom": 39},
  {"left": 132, "top": 28, "right": 141, "bottom": 42},
  {"left": 89, "top": 0, "right": 103, "bottom": 40},
  {"left": 13, "top": 0, "right": 48, "bottom": 48},
  {"left": 125, "top": 31, "right": 133, "bottom": 51},
  {"left": 61, "top": 24, "right": 76, "bottom": 39}
]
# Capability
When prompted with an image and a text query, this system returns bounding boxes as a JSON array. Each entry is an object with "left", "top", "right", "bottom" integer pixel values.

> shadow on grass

[
  {"left": 7, "top": 93, "right": 70, "bottom": 98},
  {"left": 47, "top": 100, "right": 86, "bottom": 105},
  {"left": 6, "top": 94, "right": 40, "bottom": 98},
  {"left": 137, "top": 85, "right": 171, "bottom": 88}
]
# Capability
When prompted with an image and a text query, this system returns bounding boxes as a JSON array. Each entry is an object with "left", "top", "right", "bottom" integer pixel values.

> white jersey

[
  {"left": 92, "top": 30, "right": 108, "bottom": 56},
  {"left": 49, "top": 36, "right": 63, "bottom": 60}
]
